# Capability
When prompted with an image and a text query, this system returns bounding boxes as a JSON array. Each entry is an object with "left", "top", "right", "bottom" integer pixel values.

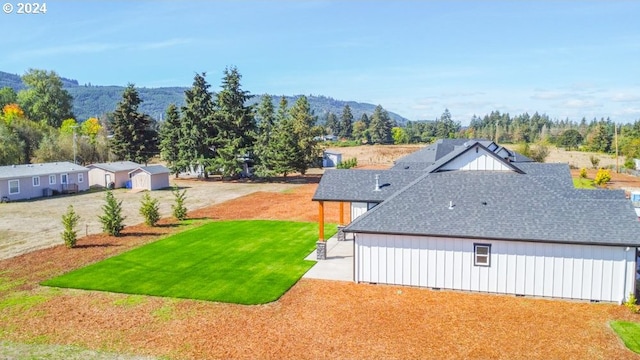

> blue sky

[{"left": 1, "top": 1, "right": 639, "bottom": 124}]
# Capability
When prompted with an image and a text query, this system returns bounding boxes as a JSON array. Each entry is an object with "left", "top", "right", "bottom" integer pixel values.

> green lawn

[
  {"left": 42, "top": 220, "right": 337, "bottom": 305},
  {"left": 611, "top": 321, "right": 640, "bottom": 354},
  {"left": 573, "top": 177, "right": 596, "bottom": 189}
]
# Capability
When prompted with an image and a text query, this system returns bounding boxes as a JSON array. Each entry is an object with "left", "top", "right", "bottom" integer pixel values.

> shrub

[
  {"left": 594, "top": 168, "right": 612, "bottom": 187},
  {"left": 61, "top": 205, "right": 80, "bottom": 248},
  {"left": 139, "top": 192, "right": 160, "bottom": 226},
  {"left": 589, "top": 155, "right": 600, "bottom": 169},
  {"left": 172, "top": 186, "right": 188, "bottom": 221},
  {"left": 529, "top": 143, "right": 549, "bottom": 163},
  {"left": 98, "top": 190, "right": 125, "bottom": 236},
  {"left": 337, "top": 158, "right": 358, "bottom": 169},
  {"left": 624, "top": 158, "right": 636, "bottom": 171},
  {"left": 579, "top": 168, "right": 587, "bottom": 179},
  {"left": 625, "top": 293, "right": 639, "bottom": 314}
]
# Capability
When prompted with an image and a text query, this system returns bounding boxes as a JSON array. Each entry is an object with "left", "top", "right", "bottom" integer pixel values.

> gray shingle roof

[
  {"left": 344, "top": 171, "right": 640, "bottom": 246},
  {"left": 130, "top": 165, "right": 171, "bottom": 175},
  {"left": 0, "top": 162, "right": 88, "bottom": 180},
  {"left": 87, "top": 161, "right": 141, "bottom": 172},
  {"left": 312, "top": 169, "right": 424, "bottom": 202}
]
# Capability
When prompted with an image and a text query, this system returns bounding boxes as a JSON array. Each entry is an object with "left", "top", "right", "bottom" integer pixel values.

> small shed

[
  {"left": 323, "top": 151, "right": 342, "bottom": 168},
  {"left": 128, "top": 165, "right": 170, "bottom": 191},
  {"left": 87, "top": 161, "right": 141, "bottom": 189}
]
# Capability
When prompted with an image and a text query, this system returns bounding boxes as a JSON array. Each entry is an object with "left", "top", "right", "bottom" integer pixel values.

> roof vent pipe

[
  {"left": 448, "top": 201, "right": 454, "bottom": 210},
  {"left": 374, "top": 174, "right": 381, "bottom": 191}
]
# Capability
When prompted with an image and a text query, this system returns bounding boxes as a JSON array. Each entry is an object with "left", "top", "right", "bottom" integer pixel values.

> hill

[{"left": 0, "top": 71, "right": 408, "bottom": 124}]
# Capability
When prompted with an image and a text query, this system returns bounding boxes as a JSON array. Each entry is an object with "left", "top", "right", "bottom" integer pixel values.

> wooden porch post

[
  {"left": 339, "top": 201, "right": 345, "bottom": 226},
  {"left": 318, "top": 201, "right": 325, "bottom": 241}
]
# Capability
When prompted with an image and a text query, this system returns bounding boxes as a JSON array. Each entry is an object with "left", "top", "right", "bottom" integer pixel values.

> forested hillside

[{"left": 0, "top": 71, "right": 408, "bottom": 124}]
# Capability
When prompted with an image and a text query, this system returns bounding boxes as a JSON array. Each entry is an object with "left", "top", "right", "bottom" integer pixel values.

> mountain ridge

[{"left": 0, "top": 70, "right": 409, "bottom": 124}]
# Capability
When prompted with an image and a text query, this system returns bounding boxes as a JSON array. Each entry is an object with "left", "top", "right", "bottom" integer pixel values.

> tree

[
  {"left": 98, "top": 190, "right": 125, "bottom": 236},
  {"left": 2, "top": 103, "right": 25, "bottom": 124},
  {"left": 0, "top": 121, "right": 24, "bottom": 165},
  {"left": 369, "top": 105, "right": 392, "bottom": 144},
  {"left": 557, "top": 129, "right": 583, "bottom": 150},
  {"left": 81, "top": 117, "right": 103, "bottom": 142},
  {"left": 171, "top": 186, "right": 188, "bottom": 221},
  {"left": 109, "top": 84, "right": 154, "bottom": 164},
  {"left": 139, "top": 192, "right": 160, "bottom": 226},
  {"left": 586, "top": 122, "right": 611, "bottom": 153},
  {"left": 0, "top": 87, "right": 17, "bottom": 109},
  {"left": 392, "top": 127, "right": 409, "bottom": 144},
  {"left": 325, "top": 112, "right": 340, "bottom": 135},
  {"left": 159, "top": 104, "right": 182, "bottom": 177},
  {"left": 529, "top": 143, "right": 550, "bottom": 163},
  {"left": 352, "top": 120, "right": 369, "bottom": 143},
  {"left": 61, "top": 205, "right": 80, "bottom": 248},
  {"left": 179, "top": 73, "right": 217, "bottom": 177},
  {"left": 212, "top": 66, "right": 256, "bottom": 177},
  {"left": 60, "top": 118, "right": 78, "bottom": 135},
  {"left": 254, "top": 94, "right": 276, "bottom": 177},
  {"left": 435, "top": 109, "right": 460, "bottom": 139},
  {"left": 269, "top": 99, "right": 301, "bottom": 178},
  {"left": 289, "top": 95, "right": 319, "bottom": 174},
  {"left": 17, "top": 69, "right": 74, "bottom": 127},
  {"left": 339, "top": 105, "right": 353, "bottom": 139}
]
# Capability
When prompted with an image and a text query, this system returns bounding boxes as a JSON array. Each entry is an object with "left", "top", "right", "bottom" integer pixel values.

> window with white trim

[
  {"left": 8, "top": 180, "right": 19, "bottom": 195},
  {"left": 32, "top": 176, "right": 40, "bottom": 187},
  {"left": 474, "top": 243, "right": 491, "bottom": 267},
  {"left": 78, "top": 173, "right": 84, "bottom": 183},
  {"left": 61, "top": 174, "right": 68, "bottom": 184},
  {"left": 49, "top": 175, "right": 56, "bottom": 185}
]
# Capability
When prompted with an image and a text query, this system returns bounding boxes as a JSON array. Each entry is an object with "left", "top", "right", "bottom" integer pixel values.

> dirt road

[{"left": 0, "top": 178, "right": 299, "bottom": 260}]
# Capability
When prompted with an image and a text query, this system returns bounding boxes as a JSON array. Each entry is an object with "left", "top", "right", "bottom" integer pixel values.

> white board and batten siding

[
  {"left": 351, "top": 202, "right": 377, "bottom": 221},
  {"left": 439, "top": 147, "right": 512, "bottom": 172},
  {"left": 355, "top": 233, "right": 637, "bottom": 303}
]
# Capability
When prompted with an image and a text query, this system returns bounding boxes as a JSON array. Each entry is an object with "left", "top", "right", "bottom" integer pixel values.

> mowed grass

[
  {"left": 42, "top": 220, "right": 337, "bottom": 305},
  {"left": 611, "top": 321, "right": 640, "bottom": 354},
  {"left": 573, "top": 177, "right": 596, "bottom": 189}
]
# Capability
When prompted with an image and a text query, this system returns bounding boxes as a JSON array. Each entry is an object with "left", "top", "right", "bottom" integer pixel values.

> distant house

[
  {"left": 86, "top": 161, "right": 141, "bottom": 189},
  {"left": 0, "top": 162, "right": 89, "bottom": 201},
  {"left": 323, "top": 151, "right": 342, "bottom": 168},
  {"left": 128, "top": 165, "right": 170, "bottom": 191},
  {"left": 313, "top": 139, "right": 640, "bottom": 303}
]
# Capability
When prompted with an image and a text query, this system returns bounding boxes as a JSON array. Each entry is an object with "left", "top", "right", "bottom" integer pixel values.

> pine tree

[
  {"left": 98, "top": 190, "right": 125, "bottom": 236},
  {"left": 109, "top": 84, "right": 153, "bottom": 164},
  {"left": 339, "top": 104, "right": 353, "bottom": 139},
  {"left": 179, "top": 73, "right": 217, "bottom": 178},
  {"left": 159, "top": 104, "right": 182, "bottom": 177},
  {"left": 212, "top": 66, "right": 256, "bottom": 177},
  {"left": 61, "top": 205, "right": 80, "bottom": 248},
  {"left": 289, "top": 95, "right": 319, "bottom": 174},
  {"left": 360, "top": 113, "right": 370, "bottom": 128},
  {"left": 254, "top": 94, "right": 276, "bottom": 177},
  {"left": 171, "top": 185, "right": 188, "bottom": 221},
  {"left": 325, "top": 112, "right": 340, "bottom": 135},
  {"left": 269, "top": 98, "right": 301, "bottom": 178},
  {"left": 369, "top": 105, "right": 392, "bottom": 144},
  {"left": 139, "top": 192, "right": 160, "bottom": 226}
]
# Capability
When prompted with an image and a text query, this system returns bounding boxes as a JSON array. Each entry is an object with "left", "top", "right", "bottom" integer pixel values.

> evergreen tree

[
  {"left": 109, "top": 84, "right": 153, "bottom": 164},
  {"left": 369, "top": 105, "right": 392, "bottom": 144},
  {"left": 587, "top": 122, "right": 612, "bottom": 153},
  {"left": 98, "top": 190, "right": 125, "bottom": 236},
  {"left": 17, "top": 69, "right": 74, "bottom": 128},
  {"left": 339, "top": 104, "right": 353, "bottom": 139},
  {"left": 0, "top": 121, "right": 24, "bottom": 165},
  {"left": 179, "top": 73, "right": 216, "bottom": 178},
  {"left": 61, "top": 205, "right": 80, "bottom": 248},
  {"left": 213, "top": 66, "right": 256, "bottom": 177},
  {"left": 0, "top": 87, "right": 17, "bottom": 109},
  {"left": 325, "top": 112, "right": 340, "bottom": 135},
  {"left": 289, "top": 95, "right": 319, "bottom": 174},
  {"left": 435, "top": 108, "right": 459, "bottom": 139},
  {"left": 360, "top": 113, "right": 370, "bottom": 127},
  {"left": 269, "top": 97, "right": 300, "bottom": 178},
  {"left": 139, "top": 192, "right": 160, "bottom": 226},
  {"left": 254, "top": 94, "right": 276, "bottom": 177},
  {"left": 159, "top": 104, "right": 182, "bottom": 177},
  {"left": 171, "top": 185, "right": 188, "bottom": 221}
]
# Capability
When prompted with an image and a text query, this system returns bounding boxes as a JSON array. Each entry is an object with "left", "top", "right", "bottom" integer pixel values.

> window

[
  {"left": 8, "top": 180, "right": 19, "bottom": 195},
  {"left": 78, "top": 173, "right": 84, "bottom": 183},
  {"left": 32, "top": 176, "right": 40, "bottom": 187},
  {"left": 61, "top": 174, "right": 68, "bottom": 184},
  {"left": 49, "top": 175, "right": 56, "bottom": 185},
  {"left": 474, "top": 244, "right": 491, "bottom": 267}
]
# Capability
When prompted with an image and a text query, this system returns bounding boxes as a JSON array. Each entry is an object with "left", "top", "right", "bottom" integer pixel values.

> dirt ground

[{"left": 0, "top": 178, "right": 301, "bottom": 261}]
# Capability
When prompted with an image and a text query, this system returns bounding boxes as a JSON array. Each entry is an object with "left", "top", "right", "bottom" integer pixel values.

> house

[
  {"left": 128, "top": 165, "right": 170, "bottom": 191},
  {"left": 322, "top": 151, "right": 342, "bottom": 168},
  {"left": 86, "top": 161, "right": 141, "bottom": 189},
  {"left": 313, "top": 139, "right": 640, "bottom": 303},
  {"left": 0, "top": 162, "right": 89, "bottom": 201}
]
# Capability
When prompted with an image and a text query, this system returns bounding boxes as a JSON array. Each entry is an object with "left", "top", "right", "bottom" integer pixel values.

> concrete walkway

[{"left": 303, "top": 236, "right": 354, "bottom": 281}]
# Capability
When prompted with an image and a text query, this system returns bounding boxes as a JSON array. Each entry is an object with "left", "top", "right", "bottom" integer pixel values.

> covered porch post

[{"left": 317, "top": 201, "right": 326, "bottom": 260}]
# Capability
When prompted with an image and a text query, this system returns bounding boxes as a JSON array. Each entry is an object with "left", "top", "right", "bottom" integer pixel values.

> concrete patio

[{"left": 303, "top": 236, "right": 353, "bottom": 281}]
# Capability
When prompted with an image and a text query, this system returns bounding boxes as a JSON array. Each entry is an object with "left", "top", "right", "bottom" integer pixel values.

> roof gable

[{"left": 428, "top": 142, "right": 524, "bottom": 173}]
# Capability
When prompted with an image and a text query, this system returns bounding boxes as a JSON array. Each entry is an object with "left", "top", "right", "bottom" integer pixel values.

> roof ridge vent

[{"left": 374, "top": 174, "right": 381, "bottom": 191}]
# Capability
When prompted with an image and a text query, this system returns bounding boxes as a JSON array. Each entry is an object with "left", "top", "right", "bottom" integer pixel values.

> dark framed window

[{"left": 474, "top": 243, "right": 491, "bottom": 267}]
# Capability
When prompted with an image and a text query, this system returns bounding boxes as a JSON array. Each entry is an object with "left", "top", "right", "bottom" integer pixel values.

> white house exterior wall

[
  {"left": 439, "top": 148, "right": 512, "bottom": 171},
  {"left": 351, "top": 202, "right": 369, "bottom": 221},
  {"left": 355, "top": 233, "right": 637, "bottom": 303}
]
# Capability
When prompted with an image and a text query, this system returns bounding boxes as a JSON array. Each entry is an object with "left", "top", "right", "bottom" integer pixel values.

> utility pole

[
  {"left": 72, "top": 125, "right": 79, "bottom": 164},
  {"left": 615, "top": 123, "right": 619, "bottom": 173}
]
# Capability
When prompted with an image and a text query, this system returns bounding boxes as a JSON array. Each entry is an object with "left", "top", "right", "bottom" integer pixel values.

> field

[{"left": 2, "top": 144, "right": 640, "bottom": 359}]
